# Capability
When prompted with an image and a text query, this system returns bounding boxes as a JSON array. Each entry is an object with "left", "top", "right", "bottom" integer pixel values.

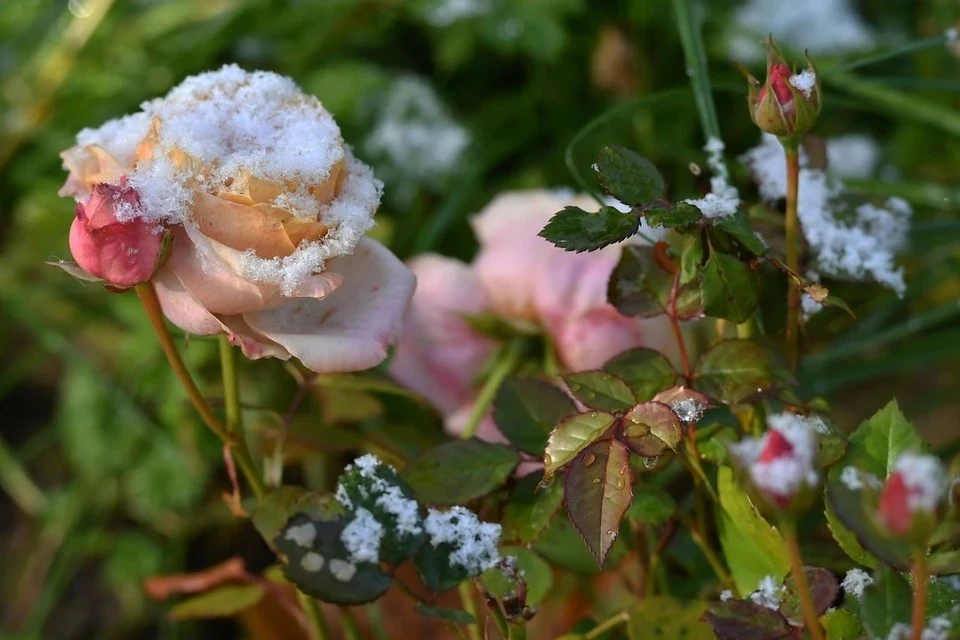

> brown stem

[
  {"left": 911, "top": 553, "right": 928, "bottom": 640},
  {"left": 783, "top": 525, "right": 825, "bottom": 640},
  {"left": 784, "top": 146, "right": 801, "bottom": 372},
  {"left": 669, "top": 272, "right": 692, "bottom": 379}
]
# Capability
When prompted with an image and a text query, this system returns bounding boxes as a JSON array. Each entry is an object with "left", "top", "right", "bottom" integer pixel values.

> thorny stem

[
  {"left": 461, "top": 341, "right": 521, "bottom": 440},
  {"left": 584, "top": 610, "right": 630, "bottom": 639},
  {"left": 669, "top": 272, "right": 692, "bottom": 380},
  {"left": 783, "top": 524, "right": 826, "bottom": 640},
  {"left": 458, "top": 582, "right": 482, "bottom": 640},
  {"left": 784, "top": 145, "right": 802, "bottom": 372},
  {"left": 135, "top": 283, "right": 267, "bottom": 501},
  {"left": 911, "top": 552, "right": 928, "bottom": 640},
  {"left": 297, "top": 590, "right": 331, "bottom": 640}
]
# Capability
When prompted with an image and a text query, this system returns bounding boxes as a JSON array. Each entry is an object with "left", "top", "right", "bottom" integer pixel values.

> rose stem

[
  {"left": 297, "top": 590, "right": 331, "bottom": 640},
  {"left": 460, "top": 341, "right": 520, "bottom": 440},
  {"left": 668, "top": 272, "right": 692, "bottom": 381},
  {"left": 135, "top": 282, "right": 266, "bottom": 501},
  {"left": 783, "top": 523, "right": 825, "bottom": 640},
  {"left": 911, "top": 552, "right": 928, "bottom": 640},
  {"left": 584, "top": 610, "right": 630, "bottom": 639},
  {"left": 217, "top": 334, "right": 267, "bottom": 501},
  {"left": 458, "top": 582, "right": 482, "bottom": 640},
  {"left": 784, "top": 143, "right": 802, "bottom": 372}
]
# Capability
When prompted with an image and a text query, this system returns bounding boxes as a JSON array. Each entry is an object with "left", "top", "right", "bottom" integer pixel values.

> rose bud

[
  {"left": 877, "top": 452, "right": 945, "bottom": 543},
  {"left": 730, "top": 412, "right": 820, "bottom": 514},
  {"left": 69, "top": 183, "right": 167, "bottom": 287},
  {"left": 739, "top": 36, "right": 821, "bottom": 141}
]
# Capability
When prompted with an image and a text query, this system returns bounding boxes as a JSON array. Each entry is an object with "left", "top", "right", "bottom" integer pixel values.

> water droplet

[
  {"left": 605, "top": 530, "right": 616, "bottom": 536},
  {"left": 68, "top": 0, "right": 93, "bottom": 18},
  {"left": 544, "top": 454, "right": 553, "bottom": 467},
  {"left": 592, "top": 478, "right": 601, "bottom": 484},
  {"left": 581, "top": 453, "right": 596, "bottom": 467},
  {"left": 643, "top": 456, "right": 660, "bottom": 469},
  {"left": 614, "top": 478, "right": 626, "bottom": 489},
  {"left": 619, "top": 464, "right": 630, "bottom": 476},
  {"left": 590, "top": 412, "right": 598, "bottom": 418}
]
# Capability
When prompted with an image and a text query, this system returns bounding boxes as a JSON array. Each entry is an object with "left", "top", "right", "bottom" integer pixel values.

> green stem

[
  {"left": 680, "top": 516, "right": 732, "bottom": 588},
  {"left": 460, "top": 343, "right": 520, "bottom": 439},
  {"left": 782, "top": 524, "right": 826, "bottom": 640},
  {"left": 0, "top": 433, "right": 47, "bottom": 516},
  {"left": 218, "top": 336, "right": 266, "bottom": 501},
  {"left": 458, "top": 582, "right": 482, "bottom": 640},
  {"left": 297, "top": 590, "right": 331, "bottom": 640},
  {"left": 670, "top": 0, "right": 721, "bottom": 140},
  {"left": 824, "top": 34, "right": 955, "bottom": 76},
  {"left": 783, "top": 144, "right": 801, "bottom": 372},
  {"left": 339, "top": 607, "right": 362, "bottom": 640},
  {"left": 585, "top": 610, "right": 630, "bottom": 640},
  {"left": 911, "top": 552, "right": 928, "bottom": 640}
]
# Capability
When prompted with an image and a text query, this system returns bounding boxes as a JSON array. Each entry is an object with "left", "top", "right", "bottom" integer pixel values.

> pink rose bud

[
  {"left": 730, "top": 413, "right": 820, "bottom": 512},
  {"left": 877, "top": 452, "right": 944, "bottom": 540},
  {"left": 69, "top": 183, "right": 166, "bottom": 287},
  {"left": 739, "top": 37, "right": 821, "bottom": 141}
]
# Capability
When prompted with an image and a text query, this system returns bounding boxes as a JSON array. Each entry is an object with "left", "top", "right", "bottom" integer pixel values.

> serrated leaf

[
  {"left": 643, "top": 202, "right": 702, "bottom": 228},
  {"left": 544, "top": 412, "right": 617, "bottom": 476},
  {"left": 621, "top": 402, "right": 682, "bottom": 457},
  {"left": 694, "top": 339, "right": 795, "bottom": 404},
  {"left": 502, "top": 472, "right": 564, "bottom": 543},
  {"left": 603, "top": 348, "right": 680, "bottom": 402},
  {"left": 539, "top": 205, "right": 640, "bottom": 253},
  {"left": 167, "top": 585, "right": 265, "bottom": 621},
  {"left": 703, "top": 599, "right": 792, "bottom": 640},
  {"left": 826, "top": 481, "right": 910, "bottom": 570},
  {"left": 415, "top": 603, "right": 477, "bottom": 624},
  {"left": 276, "top": 514, "right": 392, "bottom": 605},
  {"left": 562, "top": 370, "right": 636, "bottom": 411},
  {"left": 716, "top": 467, "right": 790, "bottom": 595},
  {"left": 403, "top": 440, "right": 520, "bottom": 504},
  {"left": 594, "top": 145, "right": 665, "bottom": 205},
  {"left": 494, "top": 377, "right": 578, "bottom": 455},
  {"left": 680, "top": 233, "right": 705, "bottom": 285},
  {"left": 861, "top": 566, "right": 912, "bottom": 640},
  {"left": 564, "top": 439, "right": 633, "bottom": 567},
  {"left": 534, "top": 516, "right": 629, "bottom": 574},
  {"left": 846, "top": 400, "right": 928, "bottom": 476},
  {"left": 825, "top": 501, "right": 877, "bottom": 569},
  {"left": 779, "top": 567, "right": 838, "bottom": 626},
  {"left": 626, "top": 485, "right": 676, "bottom": 525},
  {"left": 701, "top": 251, "right": 760, "bottom": 323},
  {"left": 627, "top": 597, "right": 711, "bottom": 640},
  {"left": 714, "top": 210, "right": 767, "bottom": 256},
  {"left": 253, "top": 489, "right": 343, "bottom": 550},
  {"left": 608, "top": 245, "right": 703, "bottom": 318}
]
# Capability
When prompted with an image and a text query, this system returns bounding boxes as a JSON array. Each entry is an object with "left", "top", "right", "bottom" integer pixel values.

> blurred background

[{"left": 1, "top": 0, "right": 959, "bottom": 637}]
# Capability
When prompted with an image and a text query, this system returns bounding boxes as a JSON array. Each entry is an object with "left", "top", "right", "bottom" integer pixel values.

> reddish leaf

[
  {"left": 620, "top": 402, "right": 682, "bottom": 457},
  {"left": 780, "top": 567, "right": 839, "bottom": 626},
  {"left": 703, "top": 599, "right": 793, "bottom": 640}
]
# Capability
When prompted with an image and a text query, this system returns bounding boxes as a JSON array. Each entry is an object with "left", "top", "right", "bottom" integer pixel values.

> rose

[
  {"left": 59, "top": 65, "right": 415, "bottom": 373},
  {"left": 389, "top": 189, "right": 675, "bottom": 439},
  {"left": 740, "top": 37, "right": 821, "bottom": 140},
  {"left": 877, "top": 452, "right": 944, "bottom": 541}
]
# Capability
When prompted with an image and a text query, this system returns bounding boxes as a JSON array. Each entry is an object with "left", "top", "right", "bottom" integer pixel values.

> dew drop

[
  {"left": 544, "top": 453, "right": 553, "bottom": 467},
  {"left": 643, "top": 456, "right": 660, "bottom": 469},
  {"left": 581, "top": 453, "right": 596, "bottom": 467},
  {"left": 590, "top": 412, "right": 598, "bottom": 418},
  {"left": 614, "top": 478, "right": 626, "bottom": 489},
  {"left": 592, "top": 478, "right": 601, "bottom": 484},
  {"left": 605, "top": 530, "right": 616, "bottom": 536}
]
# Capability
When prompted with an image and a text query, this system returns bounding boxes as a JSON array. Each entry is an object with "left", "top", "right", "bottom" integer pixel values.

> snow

[
  {"left": 749, "top": 575, "right": 785, "bottom": 610},
  {"left": 284, "top": 522, "right": 317, "bottom": 548},
  {"left": 341, "top": 507, "right": 384, "bottom": 564},
  {"left": 741, "top": 134, "right": 910, "bottom": 296},
  {"left": 841, "top": 465, "right": 882, "bottom": 491},
  {"left": 683, "top": 137, "right": 740, "bottom": 220},
  {"left": 730, "top": 413, "right": 820, "bottom": 499},
  {"left": 728, "top": 0, "right": 874, "bottom": 62},
  {"left": 893, "top": 452, "right": 945, "bottom": 513},
  {"left": 946, "top": 27, "right": 959, "bottom": 42},
  {"left": 424, "top": 0, "right": 491, "bottom": 26},
  {"left": 670, "top": 397, "right": 705, "bottom": 423},
  {"left": 328, "top": 558, "right": 357, "bottom": 582},
  {"left": 335, "top": 454, "right": 423, "bottom": 538},
  {"left": 789, "top": 70, "right": 817, "bottom": 98},
  {"left": 424, "top": 506, "right": 502, "bottom": 575},
  {"left": 840, "top": 568, "right": 873, "bottom": 599},
  {"left": 801, "top": 292, "right": 823, "bottom": 319},
  {"left": 827, "top": 135, "right": 881, "bottom": 180},
  {"left": 720, "top": 590, "right": 734, "bottom": 602},
  {"left": 300, "top": 551, "right": 325, "bottom": 572}
]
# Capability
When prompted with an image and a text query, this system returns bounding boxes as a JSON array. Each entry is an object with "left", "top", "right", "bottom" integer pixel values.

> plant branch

[
  {"left": 218, "top": 336, "right": 266, "bottom": 501},
  {"left": 460, "top": 342, "right": 520, "bottom": 439},
  {"left": 911, "top": 552, "right": 928, "bottom": 640},
  {"left": 585, "top": 610, "right": 630, "bottom": 640},
  {"left": 783, "top": 524, "right": 825, "bottom": 640},
  {"left": 297, "top": 590, "right": 331, "bottom": 640},
  {"left": 458, "top": 582, "right": 482, "bottom": 640},
  {"left": 669, "top": 272, "right": 693, "bottom": 380},
  {"left": 783, "top": 144, "right": 802, "bottom": 372},
  {"left": 680, "top": 516, "right": 732, "bottom": 588}
]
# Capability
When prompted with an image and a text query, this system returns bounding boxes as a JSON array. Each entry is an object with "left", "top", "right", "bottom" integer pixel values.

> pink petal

[
  {"left": 242, "top": 239, "right": 415, "bottom": 373},
  {"left": 389, "top": 255, "right": 497, "bottom": 413},
  {"left": 555, "top": 305, "right": 648, "bottom": 371}
]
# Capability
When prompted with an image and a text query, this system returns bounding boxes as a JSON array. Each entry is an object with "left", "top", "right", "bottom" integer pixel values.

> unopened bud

[{"left": 877, "top": 452, "right": 944, "bottom": 543}]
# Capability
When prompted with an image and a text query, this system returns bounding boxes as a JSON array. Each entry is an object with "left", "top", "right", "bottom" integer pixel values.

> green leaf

[
  {"left": 679, "top": 233, "right": 705, "bottom": 285},
  {"left": 844, "top": 400, "right": 927, "bottom": 476},
  {"left": 621, "top": 402, "right": 682, "bottom": 457},
  {"left": 643, "top": 202, "right": 702, "bottom": 229},
  {"left": 481, "top": 546, "right": 553, "bottom": 607},
  {"left": 825, "top": 501, "right": 877, "bottom": 569},
  {"left": 563, "top": 439, "right": 633, "bottom": 567},
  {"left": 494, "top": 377, "right": 578, "bottom": 455},
  {"left": 821, "top": 607, "right": 862, "bottom": 640},
  {"left": 714, "top": 210, "right": 767, "bottom": 256},
  {"left": 716, "top": 467, "right": 790, "bottom": 595},
  {"left": 861, "top": 566, "right": 912, "bottom": 640},
  {"left": 603, "top": 348, "right": 680, "bottom": 402},
  {"left": 253, "top": 488, "right": 344, "bottom": 550},
  {"left": 594, "top": 145, "right": 665, "bottom": 205},
  {"left": 626, "top": 597, "right": 711, "bottom": 640},
  {"left": 561, "top": 370, "right": 636, "bottom": 411},
  {"left": 626, "top": 485, "right": 676, "bottom": 525},
  {"left": 607, "top": 245, "right": 702, "bottom": 318},
  {"left": 404, "top": 440, "right": 520, "bottom": 504},
  {"left": 275, "top": 513, "right": 392, "bottom": 605},
  {"left": 539, "top": 205, "right": 640, "bottom": 253},
  {"left": 502, "top": 472, "right": 564, "bottom": 543},
  {"left": 415, "top": 603, "right": 477, "bottom": 624},
  {"left": 703, "top": 599, "right": 792, "bottom": 640},
  {"left": 167, "top": 585, "right": 266, "bottom": 621},
  {"left": 694, "top": 339, "right": 795, "bottom": 404},
  {"left": 700, "top": 251, "right": 760, "bottom": 323},
  {"left": 817, "top": 419, "right": 849, "bottom": 469},
  {"left": 697, "top": 425, "right": 739, "bottom": 466},
  {"left": 544, "top": 411, "right": 617, "bottom": 476},
  {"left": 779, "top": 567, "right": 838, "bottom": 626},
  {"left": 534, "top": 516, "right": 628, "bottom": 574}
]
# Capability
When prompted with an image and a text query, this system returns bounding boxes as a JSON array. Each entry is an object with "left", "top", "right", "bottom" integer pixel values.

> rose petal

[
  {"left": 242, "top": 238, "right": 415, "bottom": 373},
  {"left": 58, "top": 145, "right": 126, "bottom": 197},
  {"left": 469, "top": 190, "right": 597, "bottom": 245},
  {"left": 389, "top": 255, "right": 497, "bottom": 413},
  {"left": 554, "top": 305, "right": 648, "bottom": 371}
]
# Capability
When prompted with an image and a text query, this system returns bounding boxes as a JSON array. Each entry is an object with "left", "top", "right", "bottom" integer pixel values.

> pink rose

[
  {"left": 390, "top": 189, "right": 675, "bottom": 437},
  {"left": 69, "top": 183, "right": 166, "bottom": 287},
  {"left": 877, "top": 452, "right": 944, "bottom": 538},
  {"left": 59, "top": 65, "right": 414, "bottom": 373}
]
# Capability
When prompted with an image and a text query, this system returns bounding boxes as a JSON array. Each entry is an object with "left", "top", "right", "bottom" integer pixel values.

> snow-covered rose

[
  {"left": 877, "top": 452, "right": 945, "bottom": 539},
  {"left": 59, "top": 65, "right": 414, "bottom": 372},
  {"left": 389, "top": 189, "right": 674, "bottom": 439}
]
